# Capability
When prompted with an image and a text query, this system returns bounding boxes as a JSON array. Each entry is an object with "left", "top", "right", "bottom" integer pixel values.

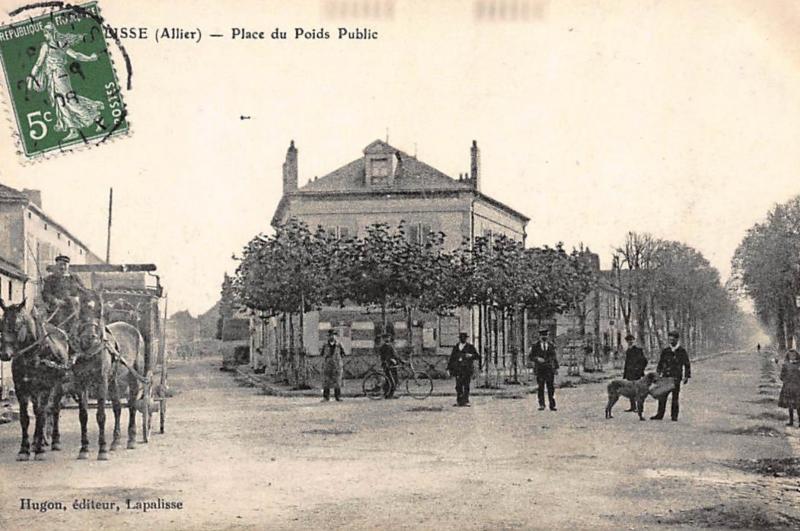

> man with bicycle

[
  {"left": 448, "top": 332, "right": 481, "bottom": 407},
  {"left": 378, "top": 332, "right": 403, "bottom": 399}
]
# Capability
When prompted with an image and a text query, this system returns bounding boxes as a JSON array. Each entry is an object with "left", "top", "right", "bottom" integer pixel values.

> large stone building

[
  {"left": 0, "top": 183, "right": 103, "bottom": 396},
  {"left": 252, "top": 139, "right": 529, "bottom": 376}
]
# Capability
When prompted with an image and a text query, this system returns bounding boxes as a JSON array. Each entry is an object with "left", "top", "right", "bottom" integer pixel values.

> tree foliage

[{"left": 732, "top": 197, "right": 800, "bottom": 349}]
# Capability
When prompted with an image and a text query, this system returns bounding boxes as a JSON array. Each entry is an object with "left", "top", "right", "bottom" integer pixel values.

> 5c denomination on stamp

[{"left": 0, "top": 1, "right": 129, "bottom": 158}]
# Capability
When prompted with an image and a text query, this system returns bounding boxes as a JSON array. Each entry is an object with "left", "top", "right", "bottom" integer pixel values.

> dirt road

[{"left": 1, "top": 351, "right": 799, "bottom": 530}]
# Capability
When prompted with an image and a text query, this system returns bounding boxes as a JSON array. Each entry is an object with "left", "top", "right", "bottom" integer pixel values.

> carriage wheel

[{"left": 159, "top": 396, "right": 166, "bottom": 434}]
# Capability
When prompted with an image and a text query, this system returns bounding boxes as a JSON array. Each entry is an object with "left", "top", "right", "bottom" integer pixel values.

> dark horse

[
  {"left": 72, "top": 312, "right": 147, "bottom": 460},
  {"left": 0, "top": 298, "right": 68, "bottom": 461}
]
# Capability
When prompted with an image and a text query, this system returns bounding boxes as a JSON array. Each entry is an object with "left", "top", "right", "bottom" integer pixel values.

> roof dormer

[{"left": 363, "top": 140, "right": 398, "bottom": 187}]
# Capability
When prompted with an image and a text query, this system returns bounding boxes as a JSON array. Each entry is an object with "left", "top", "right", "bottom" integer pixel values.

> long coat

[
  {"left": 623, "top": 345, "right": 647, "bottom": 380},
  {"left": 657, "top": 346, "right": 691, "bottom": 380},
  {"left": 529, "top": 341, "right": 559, "bottom": 375},
  {"left": 320, "top": 341, "right": 345, "bottom": 388},
  {"left": 447, "top": 342, "right": 481, "bottom": 376},
  {"left": 779, "top": 361, "right": 800, "bottom": 409}
]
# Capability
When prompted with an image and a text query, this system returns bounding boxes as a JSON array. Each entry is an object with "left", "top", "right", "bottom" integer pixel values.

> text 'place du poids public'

[{"left": 233, "top": 27, "right": 379, "bottom": 39}]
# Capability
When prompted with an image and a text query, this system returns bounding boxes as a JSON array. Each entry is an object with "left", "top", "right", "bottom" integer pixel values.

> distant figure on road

[
  {"left": 320, "top": 329, "right": 346, "bottom": 402},
  {"left": 778, "top": 349, "right": 800, "bottom": 427},
  {"left": 529, "top": 328, "right": 559, "bottom": 411},
  {"left": 447, "top": 332, "right": 481, "bottom": 407},
  {"left": 651, "top": 331, "right": 691, "bottom": 421},
  {"left": 378, "top": 333, "right": 403, "bottom": 399},
  {"left": 757, "top": 343, "right": 761, "bottom": 353},
  {"left": 622, "top": 333, "right": 648, "bottom": 412}
]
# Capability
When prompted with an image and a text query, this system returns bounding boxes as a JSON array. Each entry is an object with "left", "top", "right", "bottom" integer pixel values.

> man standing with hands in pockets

[
  {"left": 530, "top": 328, "right": 559, "bottom": 411},
  {"left": 651, "top": 330, "right": 691, "bottom": 421}
]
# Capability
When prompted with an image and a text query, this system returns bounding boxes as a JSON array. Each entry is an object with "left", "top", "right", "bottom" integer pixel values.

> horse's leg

[
  {"left": 110, "top": 378, "right": 122, "bottom": 451},
  {"left": 78, "top": 389, "right": 89, "bottom": 459},
  {"left": 17, "top": 392, "right": 31, "bottom": 461},
  {"left": 32, "top": 393, "right": 47, "bottom": 460},
  {"left": 127, "top": 375, "right": 138, "bottom": 450},
  {"left": 96, "top": 377, "right": 109, "bottom": 461},
  {"left": 49, "top": 385, "right": 63, "bottom": 451}
]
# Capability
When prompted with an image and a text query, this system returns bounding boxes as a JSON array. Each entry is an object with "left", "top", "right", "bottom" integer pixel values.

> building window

[
  {"left": 7, "top": 280, "right": 12, "bottom": 300},
  {"left": 369, "top": 157, "right": 391, "bottom": 185},
  {"left": 79, "top": 249, "right": 83, "bottom": 255},
  {"left": 27, "top": 212, "right": 31, "bottom": 219},
  {"left": 332, "top": 226, "right": 350, "bottom": 239},
  {"left": 407, "top": 223, "right": 432, "bottom": 245},
  {"left": 44, "top": 223, "right": 48, "bottom": 230},
  {"left": 68, "top": 240, "right": 71, "bottom": 247},
  {"left": 57, "top": 232, "right": 62, "bottom": 240}
]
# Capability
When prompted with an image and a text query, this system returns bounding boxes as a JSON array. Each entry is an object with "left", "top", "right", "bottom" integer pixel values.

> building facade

[
  {"left": 0, "top": 183, "right": 103, "bottom": 397},
  {"left": 253, "top": 140, "right": 529, "bottom": 376},
  {"left": 0, "top": 184, "right": 104, "bottom": 305}
]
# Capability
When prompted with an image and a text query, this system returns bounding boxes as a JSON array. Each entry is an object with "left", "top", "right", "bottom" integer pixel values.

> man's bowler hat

[
  {"left": 625, "top": 333, "right": 635, "bottom": 341},
  {"left": 538, "top": 328, "right": 549, "bottom": 335},
  {"left": 327, "top": 329, "right": 338, "bottom": 336},
  {"left": 55, "top": 255, "right": 70, "bottom": 264},
  {"left": 459, "top": 332, "right": 468, "bottom": 339},
  {"left": 668, "top": 330, "right": 680, "bottom": 339}
]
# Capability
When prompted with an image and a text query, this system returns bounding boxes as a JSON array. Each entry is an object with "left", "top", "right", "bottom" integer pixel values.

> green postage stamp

[{"left": 0, "top": 2, "right": 129, "bottom": 158}]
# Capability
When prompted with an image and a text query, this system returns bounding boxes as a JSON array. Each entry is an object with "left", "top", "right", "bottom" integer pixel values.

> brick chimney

[
  {"left": 470, "top": 140, "right": 480, "bottom": 191},
  {"left": 22, "top": 189, "right": 42, "bottom": 208},
  {"left": 282, "top": 140, "right": 298, "bottom": 194}
]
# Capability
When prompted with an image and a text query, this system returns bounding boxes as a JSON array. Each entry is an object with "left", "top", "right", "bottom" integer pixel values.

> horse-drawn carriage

[
  {"left": 68, "top": 263, "right": 168, "bottom": 442},
  {"left": 0, "top": 262, "right": 169, "bottom": 461}
]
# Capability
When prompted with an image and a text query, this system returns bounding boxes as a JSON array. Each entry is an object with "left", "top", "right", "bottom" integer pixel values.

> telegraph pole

[{"left": 105, "top": 188, "right": 113, "bottom": 263}]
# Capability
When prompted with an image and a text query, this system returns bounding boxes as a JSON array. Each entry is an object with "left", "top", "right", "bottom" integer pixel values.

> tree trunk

[
  {"left": 405, "top": 305, "right": 414, "bottom": 358},
  {"left": 776, "top": 308, "right": 787, "bottom": 351},
  {"left": 288, "top": 313, "right": 296, "bottom": 386},
  {"left": 298, "top": 294, "right": 306, "bottom": 387},
  {"left": 785, "top": 298, "right": 797, "bottom": 350}
]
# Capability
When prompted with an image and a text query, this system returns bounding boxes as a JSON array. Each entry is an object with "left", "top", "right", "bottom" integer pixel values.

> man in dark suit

[
  {"left": 651, "top": 330, "right": 691, "bottom": 421},
  {"left": 447, "top": 332, "right": 481, "bottom": 407},
  {"left": 622, "top": 333, "right": 648, "bottom": 411},
  {"left": 529, "top": 328, "right": 559, "bottom": 411}
]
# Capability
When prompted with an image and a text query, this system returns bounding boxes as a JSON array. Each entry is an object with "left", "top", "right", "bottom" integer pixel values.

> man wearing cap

[
  {"left": 622, "top": 333, "right": 648, "bottom": 412},
  {"left": 320, "top": 329, "right": 346, "bottom": 401},
  {"left": 529, "top": 328, "right": 559, "bottom": 411},
  {"left": 378, "top": 333, "right": 403, "bottom": 399},
  {"left": 447, "top": 332, "right": 481, "bottom": 407},
  {"left": 651, "top": 331, "right": 691, "bottom": 421},
  {"left": 41, "top": 255, "right": 86, "bottom": 334}
]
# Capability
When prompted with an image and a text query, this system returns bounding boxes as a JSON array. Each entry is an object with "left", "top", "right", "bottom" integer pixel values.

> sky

[{"left": 1, "top": 0, "right": 799, "bottom": 315}]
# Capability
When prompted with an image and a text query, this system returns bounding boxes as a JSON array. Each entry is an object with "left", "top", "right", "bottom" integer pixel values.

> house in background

[
  {"left": 0, "top": 182, "right": 103, "bottom": 398},
  {"left": 0, "top": 184, "right": 104, "bottom": 304},
  {"left": 252, "top": 139, "right": 530, "bottom": 376}
]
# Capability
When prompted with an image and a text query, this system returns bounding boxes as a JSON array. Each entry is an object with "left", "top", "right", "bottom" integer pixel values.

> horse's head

[
  {"left": 76, "top": 316, "right": 104, "bottom": 353},
  {"left": 0, "top": 297, "right": 30, "bottom": 360}
]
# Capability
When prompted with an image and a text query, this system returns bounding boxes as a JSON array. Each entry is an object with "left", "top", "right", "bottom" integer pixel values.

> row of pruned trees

[
  {"left": 232, "top": 219, "right": 595, "bottom": 384},
  {"left": 732, "top": 196, "right": 800, "bottom": 350},
  {"left": 612, "top": 232, "right": 745, "bottom": 353}
]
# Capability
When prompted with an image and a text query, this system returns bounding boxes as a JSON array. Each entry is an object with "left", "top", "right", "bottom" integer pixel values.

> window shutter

[
  {"left": 408, "top": 224, "right": 419, "bottom": 245},
  {"left": 422, "top": 224, "right": 431, "bottom": 243}
]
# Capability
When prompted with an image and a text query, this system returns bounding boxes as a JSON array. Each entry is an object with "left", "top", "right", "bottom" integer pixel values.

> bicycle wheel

[
  {"left": 362, "top": 372, "right": 388, "bottom": 400},
  {"left": 406, "top": 371, "right": 433, "bottom": 399}
]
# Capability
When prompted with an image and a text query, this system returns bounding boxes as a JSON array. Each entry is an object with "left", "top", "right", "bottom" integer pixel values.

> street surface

[{"left": 1, "top": 351, "right": 799, "bottom": 530}]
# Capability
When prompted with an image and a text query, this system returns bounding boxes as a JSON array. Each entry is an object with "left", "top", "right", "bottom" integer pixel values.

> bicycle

[{"left": 362, "top": 358, "right": 433, "bottom": 400}]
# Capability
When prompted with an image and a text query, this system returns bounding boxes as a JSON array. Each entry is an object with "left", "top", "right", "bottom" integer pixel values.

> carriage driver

[{"left": 41, "top": 255, "right": 88, "bottom": 338}]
